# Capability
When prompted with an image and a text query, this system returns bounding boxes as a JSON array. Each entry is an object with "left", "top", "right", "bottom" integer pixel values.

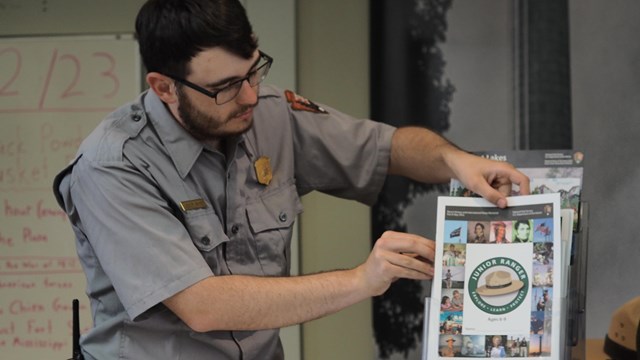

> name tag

[{"left": 179, "top": 199, "right": 207, "bottom": 212}]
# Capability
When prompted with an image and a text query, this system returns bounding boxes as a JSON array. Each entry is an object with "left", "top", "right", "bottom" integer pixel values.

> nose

[{"left": 235, "top": 79, "right": 258, "bottom": 105}]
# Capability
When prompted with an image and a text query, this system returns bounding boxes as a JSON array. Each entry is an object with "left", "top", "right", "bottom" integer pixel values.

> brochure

[{"left": 426, "top": 194, "right": 561, "bottom": 359}]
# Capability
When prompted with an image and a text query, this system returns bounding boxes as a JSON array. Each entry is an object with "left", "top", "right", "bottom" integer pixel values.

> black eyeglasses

[{"left": 167, "top": 51, "right": 273, "bottom": 105}]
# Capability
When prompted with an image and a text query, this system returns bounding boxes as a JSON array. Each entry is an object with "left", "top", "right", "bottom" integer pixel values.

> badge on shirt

[
  {"left": 285, "top": 90, "right": 328, "bottom": 114},
  {"left": 254, "top": 156, "right": 273, "bottom": 186},
  {"left": 179, "top": 199, "right": 208, "bottom": 212}
]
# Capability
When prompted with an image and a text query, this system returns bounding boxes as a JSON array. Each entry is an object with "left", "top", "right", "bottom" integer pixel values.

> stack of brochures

[{"left": 424, "top": 150, "right": 584, "bottom": 359}]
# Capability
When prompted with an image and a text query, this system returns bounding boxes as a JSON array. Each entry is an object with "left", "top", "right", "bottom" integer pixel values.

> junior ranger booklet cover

[{"left": 426, "top": 194, "right": 561, "bottom": 359}]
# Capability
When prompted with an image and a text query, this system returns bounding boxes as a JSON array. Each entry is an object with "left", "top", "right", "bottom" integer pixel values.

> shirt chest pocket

[
  {"left": 246, "top": 182, "right": 303, "bottom": 276},
  {"left": 183, "top": 209, "right": 229, "bottom": 275}
]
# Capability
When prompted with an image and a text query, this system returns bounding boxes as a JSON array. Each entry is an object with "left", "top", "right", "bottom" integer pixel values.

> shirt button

[
  {"left": 201, "top": 236, "right": 211, "bottom": 246},
  {"left": 278, "top": 212, "right": 287, "bottom": 222},
  {"left": 231, "top": 224, "right": 239, "bottom": 234},
  {"left": 132, "top": 114, "right": 141, "bottom": 122}
]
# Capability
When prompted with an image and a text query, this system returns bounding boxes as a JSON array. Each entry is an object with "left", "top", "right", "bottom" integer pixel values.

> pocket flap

[
  {"left": 184, "top": 210, "right": 228, "bottom": 252},
  {"left": 247, "top": 183, "right": 302, "bottom": 233}
]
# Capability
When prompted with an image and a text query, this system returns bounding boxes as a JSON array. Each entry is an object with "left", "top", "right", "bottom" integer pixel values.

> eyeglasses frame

[{"left": 166, "top": 50, "right": 273, "bottom": 105}]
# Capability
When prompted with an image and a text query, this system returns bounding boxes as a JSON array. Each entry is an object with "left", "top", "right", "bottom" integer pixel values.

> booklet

[
  {"left": 426, "top": 194, "right": 561, "bottom": 359},
  {"left": 449, "top": 150, "right": 583, "bottom": 232}
]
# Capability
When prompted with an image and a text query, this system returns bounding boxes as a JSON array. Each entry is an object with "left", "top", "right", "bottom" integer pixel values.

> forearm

[
  {"left": 388, "top": 126, "right": 463, "bottom": 183},
  {"left": 166, "top": 231, "right": 436, "bottom": 332},
  {"left": 164, "top": 268, "right": 369, "bottom": 332},
  {"left": 388, "top": 126, "right": 530, "bottom": 206}
]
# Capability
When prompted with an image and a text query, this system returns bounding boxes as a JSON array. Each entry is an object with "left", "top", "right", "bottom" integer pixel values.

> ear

[{"left": 146, "top": 72, "right": 178, "bottom": 104}]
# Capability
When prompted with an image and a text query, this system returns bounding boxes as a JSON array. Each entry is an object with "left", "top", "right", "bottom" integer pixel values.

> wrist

[
  {"left": 351, "top": 264, "right": 389, "bottom": 298},
  {"left": 440, "top": 145, "right": 466, "bottom": 180}
]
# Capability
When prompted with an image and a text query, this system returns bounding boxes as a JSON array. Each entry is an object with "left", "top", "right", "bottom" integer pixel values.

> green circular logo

[{"left": 468, "top": 257, "right": 529, "bottom": 315}]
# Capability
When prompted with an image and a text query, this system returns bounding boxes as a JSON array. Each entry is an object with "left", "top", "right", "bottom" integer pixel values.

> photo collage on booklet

[{"left": 435, "top": 198, "right": 559, "bottom": 358}]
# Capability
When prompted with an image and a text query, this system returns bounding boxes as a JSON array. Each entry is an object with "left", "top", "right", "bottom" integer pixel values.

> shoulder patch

[{"left": 284, "top": 90, "right": 328, "bottom": 114}]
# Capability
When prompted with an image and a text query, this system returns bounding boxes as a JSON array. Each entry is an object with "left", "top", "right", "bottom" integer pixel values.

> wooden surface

[{"left": 586, "top": 338, "right": 610, "bottom": 360}]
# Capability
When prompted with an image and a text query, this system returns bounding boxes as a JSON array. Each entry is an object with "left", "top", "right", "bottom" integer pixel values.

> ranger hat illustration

[
  {"left": 476, "top": 270, "right": 524, "bottom": 296},
  {"left": 604, "top": 296, "right": 640, "bottom": 360}
]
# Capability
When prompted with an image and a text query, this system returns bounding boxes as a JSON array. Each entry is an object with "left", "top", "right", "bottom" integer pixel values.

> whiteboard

[{"left": 0, "top": 35, "right": 141, "bottom": 359}]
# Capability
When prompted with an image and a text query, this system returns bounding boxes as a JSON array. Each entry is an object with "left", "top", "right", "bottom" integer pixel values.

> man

[
  {"left": 471, "top": 222, "right": 487, "bottom": 243},
  {"left": 513, "top": 220, "right": 532, "bottom": 243},
  {"left": 520, "top": 337, "right": 529, "bottom": 357},
  {"left": 491, "top": 221, "right": 510, "bottom": 243},
  {"left": 443, "top": 243, "right": 458, "bottom": 266},
  {"left": 52, "top": 0, "right": 530, "bottom": 359},
  {"left": 441, "top": 337, "right": 457, "bottom": 357},
  {"left": 445, "top": 269, "right": 454, "bottom": 289}
]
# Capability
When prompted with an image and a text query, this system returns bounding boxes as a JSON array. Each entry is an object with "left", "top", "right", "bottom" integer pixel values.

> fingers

[
  {"left": 511, "top": 171, "right": 530, "bottom": 195},
  {"left": 369, "top": 231, "right": 436, "bottom": 280},
  {"left": 376, "top": 231, "right": 435, "bottom": 263},
  {"left": 388, "top": 252, "right": 433, "bottom": 277},
  {"left": 494, "top": 162, "right": 530, "bottom": 196},
  {"left": 452, "top": 153, "right": 530, "bottom": 208},
  {"left": 468, "top": 161, "right": 531, "bottom": 208},
  {"left": 473, "top": 180, "right": 508, "bottom": 208}
]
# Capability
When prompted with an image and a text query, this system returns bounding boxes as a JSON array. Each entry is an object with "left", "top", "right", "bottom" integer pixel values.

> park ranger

[{"left": 53, "top": 0, "right": 529, "bottom": 359}]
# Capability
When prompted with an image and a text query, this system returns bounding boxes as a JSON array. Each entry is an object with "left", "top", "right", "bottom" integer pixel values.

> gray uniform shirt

[{"left": 53, "top": 85, "right": 395, "bottom": 360}]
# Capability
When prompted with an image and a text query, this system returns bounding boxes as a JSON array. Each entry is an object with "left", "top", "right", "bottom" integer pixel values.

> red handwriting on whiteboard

[
  {"left": 0, "top": 47, "right": 20, "bottom": 97},
  {"left": 0, "top": 232, "right": 14, "bottom": 247},
  {"left": 11, "top": 335, "right": 66, "bottom": 351},
  {"left": 2, "top": 198, "right": 68, "bottom": 222},
  {"left": 9, "top": 300, "right": 46, "bottom": 315},
  {"left": 93, "top": 51, "right": 119, "bottom": 99},
  {"left": 39, "top": 121, "right": 84, "bottom": 157},
  {"left": 22, "top": 227, "right": 48, "bottom": 243},
  {"left": 58, "top": 53, "right": 84, "bottom": 99},
  {"left": 5, "top": 298, "right": 87, "bottom": 316},
  {"left": 0, "top": 256, "right": 82, "bottom": 276},
  {"left": 0, "top": 46, "right": 126, "bottom": 112},
  {"left": 0, "top": 122, "right": 88, "bottom": 190},
  {"left": 0, "top": 157, "right": 48, "bottom": 188}
]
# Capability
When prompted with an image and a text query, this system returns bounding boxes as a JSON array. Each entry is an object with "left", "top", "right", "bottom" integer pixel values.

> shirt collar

[
  {"left": 143, "top": 90, "right": 204, "bottom": 178},
  {"left": 142, "top": 90, "right": 248, "bottom": 178}
]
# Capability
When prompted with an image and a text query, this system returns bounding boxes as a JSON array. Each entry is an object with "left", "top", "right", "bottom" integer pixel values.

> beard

[{"left": 176, "top": 88, "right": 255, "bottom": 142}]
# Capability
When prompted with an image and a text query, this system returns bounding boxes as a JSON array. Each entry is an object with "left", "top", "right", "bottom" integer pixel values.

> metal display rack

[{"left": 567, "top": 202, "right": 589, "bottom": 360}]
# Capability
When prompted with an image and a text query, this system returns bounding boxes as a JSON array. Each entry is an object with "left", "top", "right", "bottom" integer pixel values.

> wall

[
  {"left": 569, "top": 0, "right": 640, "bottom": 339},
  {"left": 0, "top": 0, "right": 143, "bottom": 35},
  {"left": 404, "top": 0, "right": 514, "bottom": 242},
  {"left": 438, "top": 0, "right": 514, "bottom": 151},
  {"left": 296, "top": 1, "right": 374, "bottom": 359}
]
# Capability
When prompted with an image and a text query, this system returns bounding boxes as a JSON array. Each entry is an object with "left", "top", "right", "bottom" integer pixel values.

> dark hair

[
  {"left": 135, "top": 0, "right": 258, "bottom": 77},
  {"left": 514, "top": 220, "right": 530, "bottom": 231}
]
